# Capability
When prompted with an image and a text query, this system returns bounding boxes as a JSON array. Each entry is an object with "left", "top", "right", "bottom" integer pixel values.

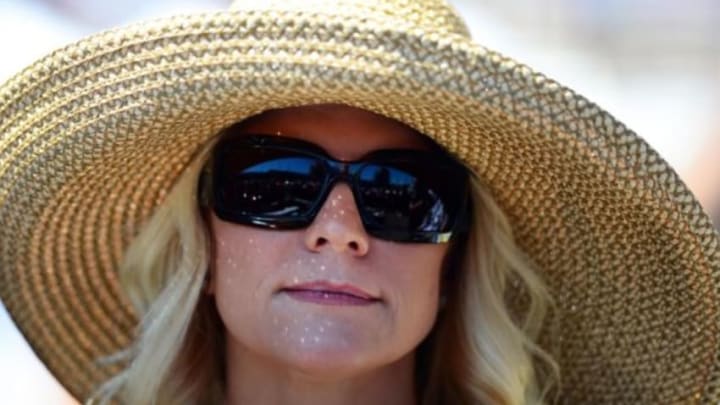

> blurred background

[{"left": 0, "top": 0, "right": 718, "bottom": 403}]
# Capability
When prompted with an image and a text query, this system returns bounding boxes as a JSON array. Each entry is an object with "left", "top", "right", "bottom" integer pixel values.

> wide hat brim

[{"left": 0, "top": 6, "right": 719, "bottom": 404}]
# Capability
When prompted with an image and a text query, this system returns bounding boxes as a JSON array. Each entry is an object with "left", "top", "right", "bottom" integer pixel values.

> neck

[{"left": 223, "top": 339, "right": 418, "bottom": 405}]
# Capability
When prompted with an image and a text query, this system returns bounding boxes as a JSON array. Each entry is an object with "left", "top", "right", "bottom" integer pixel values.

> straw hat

[{"left": 0, "top": 0, "right": 718, "bottom": 403}]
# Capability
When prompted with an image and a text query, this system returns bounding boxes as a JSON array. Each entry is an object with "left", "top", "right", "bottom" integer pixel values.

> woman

[
  {"left": 0, "top": 0, "right": 718, "bottom": 404},
  {"left": 90, "top": 103, "right": 553, "bottom": 404}
]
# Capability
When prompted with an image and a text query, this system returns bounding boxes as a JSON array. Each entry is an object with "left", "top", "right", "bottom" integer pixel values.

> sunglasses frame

[{"left": 199, "top": 133, "right": 470, "bottom": 243}]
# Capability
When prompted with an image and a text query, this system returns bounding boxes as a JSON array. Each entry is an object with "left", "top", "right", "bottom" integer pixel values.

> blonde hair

[
  {"left": 89, "top": 137, "right": 558, "bottom": 405},
  {"left": 419, "top": 175, "right": 559, "bottom": 404}
]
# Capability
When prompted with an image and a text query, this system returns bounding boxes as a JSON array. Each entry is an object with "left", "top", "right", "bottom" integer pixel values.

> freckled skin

[{"left": 206, "top": 104, "right": 450, "bottom": 397}]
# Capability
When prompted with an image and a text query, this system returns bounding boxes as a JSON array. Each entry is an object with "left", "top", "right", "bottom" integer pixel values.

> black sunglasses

[{"left": 199, "top": 132, "right": 470, "bottom": 243}]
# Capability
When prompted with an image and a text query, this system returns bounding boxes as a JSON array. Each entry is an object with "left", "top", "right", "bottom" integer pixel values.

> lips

[{"left": 280, "top": 281, "right": 380, "bottom": 305}]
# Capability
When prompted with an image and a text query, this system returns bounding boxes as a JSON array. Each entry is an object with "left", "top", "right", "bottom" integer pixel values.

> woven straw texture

[{"left": 0, "top": 0, "right": 719, "bottom": 403}]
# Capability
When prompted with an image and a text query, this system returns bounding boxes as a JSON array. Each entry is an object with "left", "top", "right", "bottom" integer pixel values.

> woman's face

[{"left": 207, "top": 104, "right": 450, "bottom": 378}]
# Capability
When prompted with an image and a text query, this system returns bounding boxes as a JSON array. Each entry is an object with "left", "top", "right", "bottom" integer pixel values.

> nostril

[
  {"left": 316, "top": 237, "right": 328, "bottom": 247},
  {"left": 348, "top": 241, "right": 359, "bottom": 250}
]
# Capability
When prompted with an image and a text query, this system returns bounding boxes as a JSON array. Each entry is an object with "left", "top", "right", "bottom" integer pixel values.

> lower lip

[{"left": 282, "top": 289, "right": 378, "bottom": 306}]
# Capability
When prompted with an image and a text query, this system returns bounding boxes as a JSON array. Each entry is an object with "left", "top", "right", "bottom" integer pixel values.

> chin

[{"left": 278, "top": 344, "right": 384, "bottom": 378}]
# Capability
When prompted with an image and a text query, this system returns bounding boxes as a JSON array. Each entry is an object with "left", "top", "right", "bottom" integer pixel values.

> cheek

[
  {"left": 214, "top": 226, "right": 267, "bottom": 297},
  {"left": 378, "top": 243, "right": 448, "bottom": 347},
  {"left": 210, "top": 218, "right": 291, "bottom": 340}
]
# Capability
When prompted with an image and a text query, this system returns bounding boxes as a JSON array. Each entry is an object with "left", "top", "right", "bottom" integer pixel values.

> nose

[{"left": 304, "top": 182, "right": 370, "bottom": 256}]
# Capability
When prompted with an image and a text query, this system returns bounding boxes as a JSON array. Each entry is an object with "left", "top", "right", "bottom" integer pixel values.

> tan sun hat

[{"left": 1, "top": 0, "right": 719, "bottom": 403}]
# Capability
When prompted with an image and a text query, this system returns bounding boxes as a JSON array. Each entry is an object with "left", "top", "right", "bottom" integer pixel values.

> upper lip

[{"left": 282, "top": 281, "right": 379, "bottom": 300}]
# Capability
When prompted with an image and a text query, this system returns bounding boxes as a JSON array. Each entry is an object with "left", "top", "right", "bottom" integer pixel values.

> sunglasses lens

[
  {"left": 357, "top": 162, "right": 461, "bottom": 239},
  {"left": 214, "top": 148, "right": 325, "bottom": 222}
]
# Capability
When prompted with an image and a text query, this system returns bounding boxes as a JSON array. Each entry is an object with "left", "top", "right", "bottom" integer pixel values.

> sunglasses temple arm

[
  {"left": 455, "top": 186, "right": 472, "bottom": 234},
  {"left": 197, "top": 169, "right": 212, "bottom": 207}
]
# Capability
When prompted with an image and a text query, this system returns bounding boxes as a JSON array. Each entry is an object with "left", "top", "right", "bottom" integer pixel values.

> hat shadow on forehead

[{"left": 225, "top": 103, "right": 443, "bottom": 159}]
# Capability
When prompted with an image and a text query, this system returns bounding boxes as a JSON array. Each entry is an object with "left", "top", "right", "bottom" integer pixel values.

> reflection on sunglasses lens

[
  {"left": 358, "top": 165, "right": 449, "bottom": 232},
  {"left": 224, "top": 157, "right": 324, "bottom": 217}
]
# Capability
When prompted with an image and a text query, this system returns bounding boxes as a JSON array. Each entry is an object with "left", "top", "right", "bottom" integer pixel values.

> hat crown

[{"left": 229, "top": 0, "right": 471, "bottom": 38}]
